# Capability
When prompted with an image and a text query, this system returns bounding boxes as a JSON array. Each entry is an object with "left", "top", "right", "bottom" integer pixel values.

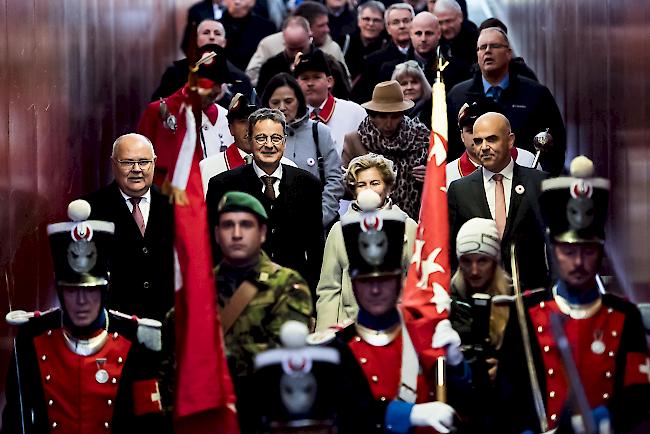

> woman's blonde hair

[
  {"left": 345, "top": 153, "right": 397, "bottom": 195},
  {"left": 391, "top": 61, "right": 432, "bottom": 101}
]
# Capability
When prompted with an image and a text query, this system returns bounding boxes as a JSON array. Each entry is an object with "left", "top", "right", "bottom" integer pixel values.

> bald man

[
  {"left": 448, "top": 112, "right": 549, "bottom": 289},
  {"left": 83, "top": 133, "right": 175, "bottom": 321},
  {"left": 256, "top": 17, "right": 313, "bottom": 94},
  {"left": 379, "top": 12, "right": 471, "bottom": 91}
]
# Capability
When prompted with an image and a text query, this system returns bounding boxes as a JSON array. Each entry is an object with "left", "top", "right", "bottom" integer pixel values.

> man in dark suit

[
  {"left": 83, "top": 133, "right": 175, "bottom": 322},
  {"left": 448, "top": 112, "right": 549, "bottom": 289},
  {"left": 351, "top": 3, "right": 416, "bottom": 104},
  {"left": 206, "top": 108, "right": 324, "bottom": 294},
  {"left": 447, "top": 27, "right": 566, "bottom": 173}
]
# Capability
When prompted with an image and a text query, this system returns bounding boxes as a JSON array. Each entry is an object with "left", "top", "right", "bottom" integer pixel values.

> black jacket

[
  {"left": 150, "top": 57, "right": 254, "bottom": 106},
  {"left": 447, "top": 72, "right": 567, "bottom": 174},
  {"left": 351, "top": 42, "right": 413, "bottom": 104},
  {"left": 448, "top": 164, "right": 549, "bottom": 289},
  {"left": 83, "top": 182, "right": 175, "bottom": 322},
  {"left": 220, "top": 11, "right": 276, "bottom": 71},
  {"left": 438, "top": 20, "right": 478, "bottom": 75},
  {"left": 206, "top": 163, "right": 324, "bottom": 294},
  {"left": 342, "top": 30, "right": 388, "bottom": 81}
]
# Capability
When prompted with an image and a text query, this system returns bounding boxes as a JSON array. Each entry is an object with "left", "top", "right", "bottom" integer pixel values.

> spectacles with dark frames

[
  {"left": 253, "top": 134, "right": 285, "bottom": 145},
  {"left": 116, "top": 159, "right": 154, "bottom": 170},
  {"left": 477, "top": 43, "right": 509, "bottom": 52}
]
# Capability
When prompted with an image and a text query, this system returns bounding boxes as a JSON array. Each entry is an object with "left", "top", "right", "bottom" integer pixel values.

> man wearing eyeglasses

[
  {"left": 351, "top": 3, "right": 416, "bottom": 104},
  {"left": 83, "top": 133, "right": 175, "bottom": 322},
  {"left": 446, "top": 27, "right": 567, "bottom": 174},
  {"left": 343, "top": 1, "right": 389, "bottom": 84},
  {"left": 206, "top": 108, "right": 324, "bottom": 298}
]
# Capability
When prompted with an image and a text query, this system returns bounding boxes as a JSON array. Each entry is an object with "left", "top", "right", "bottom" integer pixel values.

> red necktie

[
  {"left": 492, "top": 174, "right": 506, "bottom": 237},
  {"left": 129, "top": 197, "right": 146, "bottom": 236}
]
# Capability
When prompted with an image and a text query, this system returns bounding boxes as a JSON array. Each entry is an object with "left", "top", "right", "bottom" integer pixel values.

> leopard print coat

[{"left": 358, "top": 116, "right": 430, "bottom": 219}]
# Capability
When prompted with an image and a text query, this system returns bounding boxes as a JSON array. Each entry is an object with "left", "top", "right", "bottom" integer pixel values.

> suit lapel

[
  {"left": 470, "top": 169, "right": 492, "bottom": 219},
  {"left": 503, "top": 164, "right": 525, "bottom": 239}
]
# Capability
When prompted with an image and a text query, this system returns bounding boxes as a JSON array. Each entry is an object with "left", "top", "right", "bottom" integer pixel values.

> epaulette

[
  {"left": 523, "top": 287, "right": 551, "bottom": 307},
  {"left": 109, "top": 310, "right": 162, "bottom": 352},
  {"left": 306, "top": 318, "right": 355, "bottom": 346},
  {"left": 6, "top": 308, "right": 60, "bottom": 326}
]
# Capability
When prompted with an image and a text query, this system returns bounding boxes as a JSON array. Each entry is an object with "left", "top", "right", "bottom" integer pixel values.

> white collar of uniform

[
  {"left": 119, "top": 187, "right": 151, "bottom": 204},
  {"left": 252, "top": 160, "right": 283, "bottom": 180},
  {"left": 482, "top": 157, "right": 514, "bottom": 183},
  {"left": 308, "top": 98, "right": 328, "bottom": 113},
  {"left": 237, "top": 147, "right": 249, "bottom": 158}
]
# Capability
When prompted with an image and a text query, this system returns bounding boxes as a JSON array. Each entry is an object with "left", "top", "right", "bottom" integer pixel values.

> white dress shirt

[
  {"left": 253, "top": 161, "right": 283, "bottom": 198},
  {"left": 307, "top": 98, "right": 366, "bottom": 155},
  {"left": 119, "top": 188, "right": 152, "bottom": 228},
  {"left": 482, "top": 158, "right": 514, "bottom": 218}
]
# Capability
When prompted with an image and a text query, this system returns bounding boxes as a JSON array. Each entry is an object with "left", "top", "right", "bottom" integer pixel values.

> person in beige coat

[{"left": 315, "top": 153, "right": 417, "bottom": 330}]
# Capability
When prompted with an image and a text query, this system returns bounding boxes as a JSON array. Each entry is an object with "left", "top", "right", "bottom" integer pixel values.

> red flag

[
  {"left": 167, "top": 99, "right": 239, "bottom": 432},
  {"left": 401, "top": 78, "right": 453, "bottom": 372}
]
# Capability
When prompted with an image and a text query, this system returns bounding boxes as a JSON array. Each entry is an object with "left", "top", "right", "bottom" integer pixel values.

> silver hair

[
  {"left": 247, "top": 108, "right": 288, "bottom": 139},
  {"left": 359, "top": 1, "right": 386, "bottom": 17},
  {"left": 385, "top": 3, "right": 415, "bottom": 26},
  {"left": 391, "top": 61, "right": 432, "bottom": 101},
  {"left": 111, "top": 133, "right": 155, "bottom": 158},
  {"left": 197, "top": 19, "right": 226, "bottom": 38},
  {"left": 433, "top": 0, "right": 462, "bottom": 15}
]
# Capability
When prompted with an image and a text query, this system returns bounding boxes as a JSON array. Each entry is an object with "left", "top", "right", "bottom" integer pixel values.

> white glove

[
  {"left": 432, "top": 319, "right": 463, "bottom": 366},
  {"left": 410, "top": 401, "right": 456, "bottom": 433}
]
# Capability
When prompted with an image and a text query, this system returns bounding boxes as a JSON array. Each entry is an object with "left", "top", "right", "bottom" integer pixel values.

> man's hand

[
  {"left": 410, "top": 401, "right": 456, "bottom": 433},
  {"left": 486, "top": 357, "right": 498, "bottom": 382},
  {"left": 432, "top": 319, "right": 463, "bottom": 366},
  {"left": 413, "top": 165, "right": 427, "bottom": 182}
]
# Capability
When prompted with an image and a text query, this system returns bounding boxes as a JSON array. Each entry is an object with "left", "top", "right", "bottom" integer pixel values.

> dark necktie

[
  {"left": 492, "top": 174, "right": 506, "bottom": 237},
  {"left": 129, "top": 197, "right": 146, "bottom": 236},
  {"left": 261, "top": 176, "right": 277, "bottom": 200},
  {"left": 310, "top": 108, "right": 321, "bottom": 122}
]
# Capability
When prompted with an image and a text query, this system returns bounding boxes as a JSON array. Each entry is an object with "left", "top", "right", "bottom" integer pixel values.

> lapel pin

[
  {"left": 515, "top": 184, "right": 525, "bottom": 195},
  {"left": 307, "top": 157, "right": 316, "bottom": 167}
]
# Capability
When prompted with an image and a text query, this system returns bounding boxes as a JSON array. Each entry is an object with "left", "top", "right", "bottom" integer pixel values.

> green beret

[{"left": 217, "top": 191, "right": 268, "bottom": 222}]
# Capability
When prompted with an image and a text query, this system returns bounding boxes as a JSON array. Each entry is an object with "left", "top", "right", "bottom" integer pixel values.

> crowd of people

[{"left": 2, "top": 0, "right": 649, "bottom": 433}]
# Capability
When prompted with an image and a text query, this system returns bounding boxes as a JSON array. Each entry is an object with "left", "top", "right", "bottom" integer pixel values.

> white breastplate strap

[
  {"left": 398, "top": 319, "right": 420, "bottom": 403},
  {"left": 63, "top": 329, "right": 109, "bottom": 356}
]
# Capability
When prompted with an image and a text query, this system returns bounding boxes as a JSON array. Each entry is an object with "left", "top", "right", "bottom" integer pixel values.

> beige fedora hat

[{"left": 362, "top": 80, "right": 415, "bottom": 113}]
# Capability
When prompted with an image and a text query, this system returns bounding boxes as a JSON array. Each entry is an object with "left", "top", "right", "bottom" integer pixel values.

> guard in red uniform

[
  {"left": 1, "top": 200, "right": 167, "bottom": 434},
  {"left": 137, "top": 44, "right": 234, "bottom": 189},
  {"left": 307, "top": 191, "right": 470, "bottom": 433},
  {"left": 497, "top": 156, "right": 650, "bottom": 433}
]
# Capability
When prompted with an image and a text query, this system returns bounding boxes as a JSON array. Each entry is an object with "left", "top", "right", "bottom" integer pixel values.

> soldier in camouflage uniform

[{"left": 161, "top": 191, "right": 312, "bottom": 433}]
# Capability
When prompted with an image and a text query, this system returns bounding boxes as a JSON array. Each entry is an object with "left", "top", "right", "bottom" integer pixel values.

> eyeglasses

[
  {"left": 253, "top": 134, "right": 285, "bottom": 145},
  {"left": 116, "top": 159, "right": 154, "bottom": 170},
  {"left": 361, "top": 16, "right": 383, "bottom": 25},
  {"left": 477, "top": 43, "right": 509, "bottom": 52},
  {"left": 389, "top": 17, "right": 412, "bottom": 26}
]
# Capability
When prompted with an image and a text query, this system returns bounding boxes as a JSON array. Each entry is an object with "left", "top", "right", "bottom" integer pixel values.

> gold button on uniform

[
  {"left": 548, "top": 368, "right": 554, "bottom": 376},
  {"left": 371, "top": 375, "right": 378, "bottom": 383},
  {"left": 549, "top": 391, "right": 556, "bottom": 398},
  {"left": 537, "top": 326, "right": 543, "bottom": 333},
  {"left": 605, "top": 371, "right": 612, "bottom": 379},
  {"left": 360, "top": 358, "right": 367, "bottom": 364},
  {"left": 543, "top": 345, "right": 550, "bottom": 353}
]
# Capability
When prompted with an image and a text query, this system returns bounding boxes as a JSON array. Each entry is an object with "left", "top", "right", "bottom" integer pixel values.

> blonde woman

[{"left": 315, "top": 153, "right": 417, "bottom": 331}]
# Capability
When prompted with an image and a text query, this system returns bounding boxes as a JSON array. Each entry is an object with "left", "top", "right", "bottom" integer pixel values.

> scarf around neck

[{"left": 357, "top": 116, "right": 429, "bottom": 219}]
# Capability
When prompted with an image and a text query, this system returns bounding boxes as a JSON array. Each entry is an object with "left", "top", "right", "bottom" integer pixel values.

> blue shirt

[{"left": 482, "top": 73, "right": 510, "bottom": 99}]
